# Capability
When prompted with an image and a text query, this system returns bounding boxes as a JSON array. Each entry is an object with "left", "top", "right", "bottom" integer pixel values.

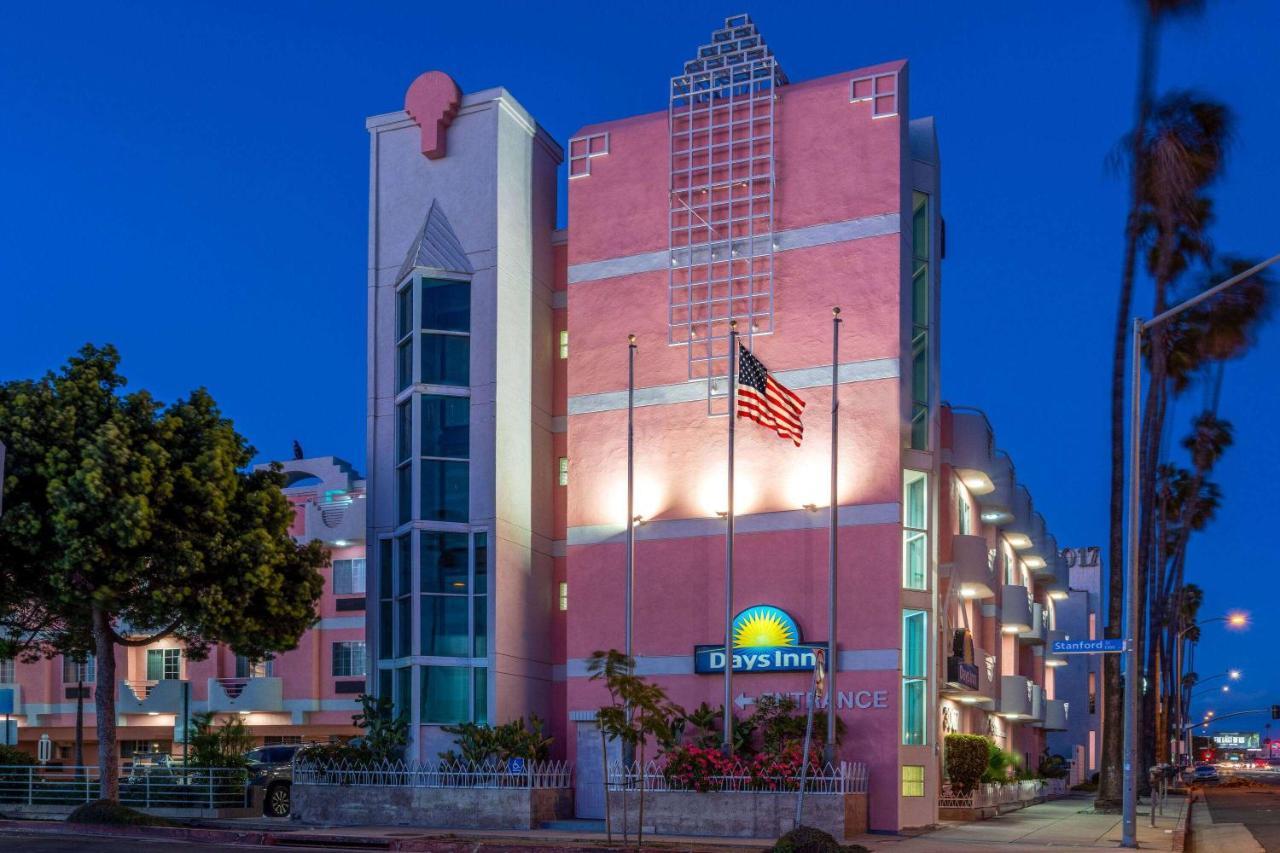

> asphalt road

[
  {"left": 1205, "top": 775, "right": 1280, "bottom": 852},
  {"left": 0, "top": 831, "right": 361, "bottom": 852}
]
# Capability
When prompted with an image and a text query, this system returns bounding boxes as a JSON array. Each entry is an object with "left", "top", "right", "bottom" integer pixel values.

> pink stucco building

[
  {"left": 363, "top": 14, "right": 1083, "bottom": 833},
  {"left": 0, "top": 456, "right": 366, "bottom": 760}
]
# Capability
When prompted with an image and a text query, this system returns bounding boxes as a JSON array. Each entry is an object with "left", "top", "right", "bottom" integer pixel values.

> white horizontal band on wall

[
  {"left": 566, "top": 212, "right": 901, "bottom": 285},
  {"left": 568, "top": 357, "right": 898, "bottom": 416},
  {"left": 567, "top": 501, "right": 899, "bottom": 547}
]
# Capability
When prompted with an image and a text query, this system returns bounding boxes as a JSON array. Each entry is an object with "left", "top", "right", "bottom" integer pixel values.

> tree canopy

[{"left": 0, "top": 344, "right": 328, "bottom": 797}]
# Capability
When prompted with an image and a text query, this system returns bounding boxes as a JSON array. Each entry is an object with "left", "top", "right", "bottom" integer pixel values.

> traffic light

[{"left": 1272, "top": 704, "right": 1280, "bottom": 720}]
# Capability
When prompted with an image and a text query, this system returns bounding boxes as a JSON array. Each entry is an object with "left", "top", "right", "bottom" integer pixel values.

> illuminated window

[
  {"left": 1089, "top": 613, "right": 1097, "bottom": 641},
  {"left": 559, "top": 330, "right": 569, "bottom": 359},
  {"left": 559, "top": 582, "right": 569, "bottom": 612},
  {"left": 903, "top": 471, "right": 928, "bottom": 590},
  {"left": 902, "top": 610, "right": 927, "bottom": 745},
  {"left": 558, "top": 457, "right": 569, "bottom": 487},
  {"left": 1088, "top": 672, "right": 1097, "bottom": 715},
  {"left": 902, "top": 764, "right": 925, "bottom": 797}
]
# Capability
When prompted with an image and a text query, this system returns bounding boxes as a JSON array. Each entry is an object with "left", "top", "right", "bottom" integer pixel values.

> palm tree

[{"left": 1101, "top": 0, "right": 1207, "bottom": 810}]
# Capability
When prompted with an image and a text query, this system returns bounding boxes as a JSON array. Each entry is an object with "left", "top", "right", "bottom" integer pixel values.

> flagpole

[
  {"left": 723, "top": 321, "right": 738, "bottom": 756},
  {"left": 625, "top": 334, "right": 636, "bottom": 731},
  {"left": 826, "top": 307, "right": 841, "bottom": 762}
]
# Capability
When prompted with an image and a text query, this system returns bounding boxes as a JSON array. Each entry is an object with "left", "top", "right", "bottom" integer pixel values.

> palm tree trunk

[{"left": 1101, "top": 4, "right": 1159, "bottom": 812}]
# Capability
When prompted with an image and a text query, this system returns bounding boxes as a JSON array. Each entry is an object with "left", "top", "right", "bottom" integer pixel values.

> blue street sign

[
  {"left": 0, "top": 688, "right": 13, "bottom": 715},
  {"left": 507, "top": 757, "right": 527, "bottom": 774},
  {"left": 1051, "top": 639, "right": 1126, "bottom": 655}
]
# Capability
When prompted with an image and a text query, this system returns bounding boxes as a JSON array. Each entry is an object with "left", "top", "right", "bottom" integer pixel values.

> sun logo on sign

[{"left": 732, "top": 605, "right": 799, "bottom": 649}]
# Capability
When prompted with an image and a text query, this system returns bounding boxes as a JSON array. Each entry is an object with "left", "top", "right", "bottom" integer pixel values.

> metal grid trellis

[{"left": 668, "top": 14, "right": 787, "bottom": 413}]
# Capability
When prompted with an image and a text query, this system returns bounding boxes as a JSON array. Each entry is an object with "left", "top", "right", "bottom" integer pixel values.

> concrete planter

[
  {"left": 292, "top": 782, "right": 572, "bottom": 830},
  {"left": 606, "top": 790, "right": 868, "bottom": 840}
]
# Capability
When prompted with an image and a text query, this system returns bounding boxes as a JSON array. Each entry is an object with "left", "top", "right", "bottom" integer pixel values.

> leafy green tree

[
  {"left": 351, "top": 693, "right": 409, "bottom": 763},
  {"left": 0, "top": 345, "right": 328, "bottom": 800},
  {"left": 588, "top": 649, "right": 683, "bottom": 848}
]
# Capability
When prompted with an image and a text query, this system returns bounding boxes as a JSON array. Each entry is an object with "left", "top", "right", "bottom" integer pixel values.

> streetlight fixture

[
  {"left": 1172, "top": 614, "right": 1248, "bottom": 769},
  {"left": 1122, "top": 251, "right": 1280, "bottom": 847}
]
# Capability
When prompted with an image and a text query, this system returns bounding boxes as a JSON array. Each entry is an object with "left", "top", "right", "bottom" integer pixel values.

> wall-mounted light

[
  {"left": 1049, "top": 591, "right": 1069, "bottom": 601},
  {"left": 1006, "top": 533, "right": 1032, "bottom": 550},
  {"left": 334, "top": 540, "right": 350, "bottom": 547}
]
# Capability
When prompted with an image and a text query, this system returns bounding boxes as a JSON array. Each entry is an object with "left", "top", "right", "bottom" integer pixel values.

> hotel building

[
  {"left": 0, "top": 455, "right": 366, "bottom": 760},
  {"left": 365, "top": 13, "right": 1085, "bottom": 832}
]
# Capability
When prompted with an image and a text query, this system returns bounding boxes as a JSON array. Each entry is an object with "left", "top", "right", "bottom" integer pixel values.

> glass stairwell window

[
  {"left": 903, "top": 470, "right": 929, "bottom": 590},
  {"left": 902, "top": 610, "right": 928, "bottom": 745},
  {"left": 420, "top": 278, "right": 470, "bottom": 386},
  {"left": 909, "top": 192, "right": 931, "bottom": 450},
  {"left": 147, "top": 648, "right": 181, "bottom": 681}
]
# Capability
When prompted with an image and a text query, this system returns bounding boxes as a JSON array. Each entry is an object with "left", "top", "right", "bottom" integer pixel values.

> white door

[{"left": 574, "top": 721, "right": 620, "bottom": 819}]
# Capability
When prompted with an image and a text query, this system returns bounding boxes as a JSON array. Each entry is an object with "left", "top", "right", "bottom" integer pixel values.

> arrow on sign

[{"left": 734, "top": 693, "right": 755, "bottom": 710}]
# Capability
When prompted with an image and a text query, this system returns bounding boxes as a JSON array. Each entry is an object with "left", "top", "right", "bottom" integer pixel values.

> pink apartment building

[
  {"left": 361, "top": 12, "right": 1084, "bottom": 833},
  {"left": 0, "top": 455, "right": 365, "bottom": 761}
]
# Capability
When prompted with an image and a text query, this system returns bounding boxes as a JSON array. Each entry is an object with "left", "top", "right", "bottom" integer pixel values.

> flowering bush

[{"left": 661, "top": 742, "right": 823, "bottom": 792}]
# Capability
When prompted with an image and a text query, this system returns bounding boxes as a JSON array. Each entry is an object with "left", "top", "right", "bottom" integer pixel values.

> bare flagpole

[
  {"left": 826, "top": 307, "right": 841, "bottom": 761},
  {"left": 625, "top": 334, "right": 636, "bottom": 741},
  {"left": 723, "top": 321, "right": 738, "bottom": 756}
]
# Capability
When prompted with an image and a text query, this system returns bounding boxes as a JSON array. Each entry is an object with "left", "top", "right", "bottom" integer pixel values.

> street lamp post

[
  {"left": 1173, "top": 614, "right": 1244, "bottom": 766},
  {"left": 1122, "top": 252, "right": 1280, "bottom": 848}
]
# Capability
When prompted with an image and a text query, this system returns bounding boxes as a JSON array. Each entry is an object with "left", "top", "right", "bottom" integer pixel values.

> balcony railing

[
  {"left": 949, "top": 535, "right": 996, "bottom": 600},
  {"left": 207, "top": 677, "right": 283, "bottom": 713},
  {"left": 118, "top": 679, "right": 187, "bottom": 715}
]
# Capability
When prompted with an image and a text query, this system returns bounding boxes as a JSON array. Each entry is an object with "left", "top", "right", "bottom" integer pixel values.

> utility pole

[{"left": 1121, "top": 252, "right": 1280, "bottom": 847}]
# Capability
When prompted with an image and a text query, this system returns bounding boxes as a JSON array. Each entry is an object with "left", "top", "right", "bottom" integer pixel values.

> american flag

[{"left": 735, "top": 343, "right": 806, "bottom": 446}]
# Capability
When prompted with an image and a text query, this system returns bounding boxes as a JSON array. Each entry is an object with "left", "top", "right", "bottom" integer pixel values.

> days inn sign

[{"left": 695, "top": 605, "right": 827, "bottom": 674}]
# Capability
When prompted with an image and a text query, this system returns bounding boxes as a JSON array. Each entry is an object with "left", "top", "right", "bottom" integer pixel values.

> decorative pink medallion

[{"left": 404, "top": 71, "right": 461, "bottom": 160}]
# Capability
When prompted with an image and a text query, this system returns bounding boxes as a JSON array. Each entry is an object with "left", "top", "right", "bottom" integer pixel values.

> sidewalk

[
  {"left": 1, "top": 794, "right": 1189, "bottom": 852},
  {"left": 860, "top": 793, "right": 1186, "bottom": 851}
]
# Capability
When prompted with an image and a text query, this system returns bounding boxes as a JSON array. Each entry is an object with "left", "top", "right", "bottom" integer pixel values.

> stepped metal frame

[{"left": 667, "top": 14, "right": 787, "bottom": 412}]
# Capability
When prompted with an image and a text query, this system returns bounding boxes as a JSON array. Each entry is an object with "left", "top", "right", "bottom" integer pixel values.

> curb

[
  {"left": 0, "top": 818, "right": 270, "bottom": 846},
  {"left": 1172, "top": 790, "right": 1194, "bottom": 853}
]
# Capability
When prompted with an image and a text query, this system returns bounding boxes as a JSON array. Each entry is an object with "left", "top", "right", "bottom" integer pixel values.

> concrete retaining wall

[
  {"left": 292, "top": 784, "right": 572, "bottom": 830},
  {"left": 606, "top": 790, "right": 868, "bottom": 840}
]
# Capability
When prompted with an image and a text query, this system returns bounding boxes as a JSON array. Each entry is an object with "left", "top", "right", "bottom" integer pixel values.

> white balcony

[
  {"left": 948, "top": 535, "right": 997, "bottom": 600},
  {"left": 951, "top": 409, "right": 997, "bottom": 495},
  {"left": 206, "top": 677, "right": 283, "bottom": 713},
  {"left": 1042, "top": 699, "right": 1069, "bottom": 731},
  {"left": 976, "top": 452, "right": 1015, "bottom": 526},
  {"left": 118, "top": 679, "right": 187, "bottom": 715},
  {"left": 300, "top": 498, "right": 364, "bottom": 547},
  {"left": 1028, "top": 683, "right": 1045, "bottom": 724},
  {"left": 999, "top": 675, "right": 1031, "bottom": 719},
  {"left": 1018, "top": 602, "right": 1046, "bottom": 645},
  {"left": 1005, "top": 485, "right": 1035, "bottom": 543},
  {"left": 1001, "top": 584, "right": 1032, "bottom": 634}
]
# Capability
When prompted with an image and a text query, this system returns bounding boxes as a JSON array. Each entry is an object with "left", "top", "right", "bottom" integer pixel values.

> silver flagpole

[
  {"left": 625, "top": 334, "right": 636, "bottom": 736},
  {"left": 723, "top": 321, "right": 738, "bottom": 756},
  {"left": 826, "top": 307, "right": 841, "bottom": 761}
]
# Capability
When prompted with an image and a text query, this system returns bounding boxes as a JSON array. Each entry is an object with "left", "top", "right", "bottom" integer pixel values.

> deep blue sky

[{"left": 2, "top": 2, "right": 1277, "bottom": 730}]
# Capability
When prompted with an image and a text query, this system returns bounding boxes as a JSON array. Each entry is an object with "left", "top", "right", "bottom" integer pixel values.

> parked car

[
  {"left": 1191, "top": 764, "right": 1220, "bottom": 783},
  {"left": 245, "top": 744, "right": 309, "bottom": 817}
]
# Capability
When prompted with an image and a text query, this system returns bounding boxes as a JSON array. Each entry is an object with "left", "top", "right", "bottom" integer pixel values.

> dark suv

[{"left": 245, "top": 744, "right": 309, "bottom": 817}]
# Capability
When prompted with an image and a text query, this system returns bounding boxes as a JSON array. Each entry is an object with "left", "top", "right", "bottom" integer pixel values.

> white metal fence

[
  {"left": 0, "top": 765, "right": 249, "bottom": 809},
  {"left": 607, "top": 760, "right": 868, "bottom": 794},
  {"left": 938, "top": 779, "right": 1049, "bottom": 809},
  {"left": 293, "top": 758, "right": 573, "bottom": 790}
]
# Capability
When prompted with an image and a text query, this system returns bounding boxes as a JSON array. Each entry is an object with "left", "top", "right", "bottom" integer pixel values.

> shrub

[
  {"left": 68, "top": 799, "right": 173, "bottom": 826},
  {"left": 439, "top": 715, "right": 552, "bottom": 764},
  {"left": 351, "top": 693, "right": 408, "bottom": 763},
  {"left": 944, "top": 734, "right": 989, "bottom": 796},
  {"left": 187, "top": 711, "right": 254, "bottom": 769},
  {"left": 772, "top": 825, "right": 868, "bottom": 853},
  {"left": 1038, "top": 753, "right": 1069, "bottom": 779},
  {"left": 0, "top": 745, "right": 35, "bottom": 766},
  {"left": 981, "top": 741, "right": 1019, "bottom": 784}
]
